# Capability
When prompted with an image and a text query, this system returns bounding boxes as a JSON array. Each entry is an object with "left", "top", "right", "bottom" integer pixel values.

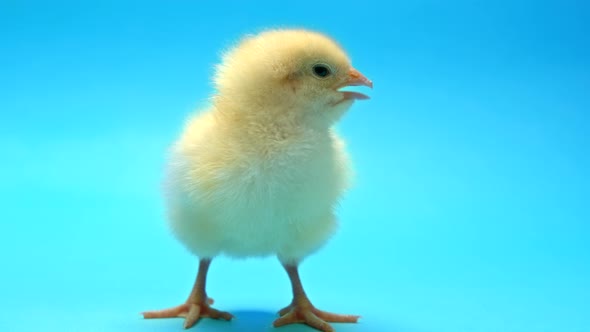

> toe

[
  {"left": 313, "top": 309, "right": 360, "bottom": 323},
  {"left": 183, "top": 304, "right": 201, "bottom": 329},
  {"left": 273, "top": 311, "right": 301, "bottom": 327},
  {"left": 302, "top": 311, "right": 335, "bottom": 332},
  {"left": 278, "top": 304, "right": 294, "bottom": 317},
  {"left": 208, "top": 308, "right": 234, "bottom": 321},
  {"left": 142, "top": 304, "right": 189, "bottom": 319}
]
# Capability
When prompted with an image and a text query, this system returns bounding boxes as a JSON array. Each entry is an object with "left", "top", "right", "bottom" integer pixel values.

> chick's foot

[
  {"left": 142, "top": 259, "right": 232, "bottom": 329},
  {"left": 275, "top": 264, "right": 359, "bottom": 332},
  {"left": 274, "top": 301, "right": 359, "bottom": 332},
  {"left": 142, "top": 299, "right": 233, "bottom": 329}
]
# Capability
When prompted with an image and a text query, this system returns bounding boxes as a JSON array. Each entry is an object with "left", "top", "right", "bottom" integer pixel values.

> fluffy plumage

[
  {"left": 165, "top": 29, "right": 369, "bottom": 263},
  {"left": 143, "top": 29, "right": 372, "bottom": 332}
]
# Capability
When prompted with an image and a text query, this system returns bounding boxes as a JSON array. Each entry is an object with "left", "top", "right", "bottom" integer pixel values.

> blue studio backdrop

[{"left": 0, "top": 1, "right": 588, "bottom": 332}]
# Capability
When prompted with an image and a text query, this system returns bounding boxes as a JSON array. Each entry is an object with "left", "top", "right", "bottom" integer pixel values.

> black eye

[{"left": 312, "top": 64, "right": 331, "bottom": 78}]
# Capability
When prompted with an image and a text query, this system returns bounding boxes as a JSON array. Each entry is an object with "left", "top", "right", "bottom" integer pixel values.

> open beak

[{"left": 338, "top": 68, "right": 373, "bottom": 101}]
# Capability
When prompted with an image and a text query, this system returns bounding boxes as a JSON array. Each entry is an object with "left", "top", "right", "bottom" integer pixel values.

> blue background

[{"left": 1, "top": 1, "right": 588, "bottom": 331}]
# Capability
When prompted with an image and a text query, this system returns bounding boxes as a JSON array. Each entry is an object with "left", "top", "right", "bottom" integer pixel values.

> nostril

[{"left": 349, "top": 70, "right": 361, "bottom": 79}]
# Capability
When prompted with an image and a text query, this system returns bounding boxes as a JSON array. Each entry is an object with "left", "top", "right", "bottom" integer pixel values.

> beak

[
  {"left": 346, "top": 68, "right": 373, "bottom": 88},
  {"left": 336, "top": 68, "right": 372, "bottom": 102}
]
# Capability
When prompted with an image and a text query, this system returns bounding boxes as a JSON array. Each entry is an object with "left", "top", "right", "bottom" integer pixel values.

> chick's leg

[
  {"left": 142, "top": 258, "right": 233, "bottom": 329},
  {"left": 274, "top": 263, "right": 360, "bottom": 332}
]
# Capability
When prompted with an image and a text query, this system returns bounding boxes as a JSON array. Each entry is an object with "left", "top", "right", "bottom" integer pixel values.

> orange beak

[
  {"left": 346, "top": 68, "right": 373, "bottom": 89},
  {"left": 337, "top": 68, "right": 373, "bottom": 101}
]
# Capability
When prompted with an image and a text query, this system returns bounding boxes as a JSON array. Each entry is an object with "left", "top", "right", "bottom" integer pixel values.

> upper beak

[{"left": 346, "top": 68, "right": 373, "bottom": 89}]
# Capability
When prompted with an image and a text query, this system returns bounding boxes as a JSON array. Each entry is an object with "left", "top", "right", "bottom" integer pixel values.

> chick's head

[{"left": 214, "top": 29, "right": 372, "bottom": 124}]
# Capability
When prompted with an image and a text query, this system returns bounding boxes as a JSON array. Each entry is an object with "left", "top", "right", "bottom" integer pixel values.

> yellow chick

[{"left": 143, "top": 29, "right": 372, "bottom": 332}]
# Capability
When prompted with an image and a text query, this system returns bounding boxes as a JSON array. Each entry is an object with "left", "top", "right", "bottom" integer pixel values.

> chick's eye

[{"left": 312, "top": 64, "right": 331, "bottom": 78}]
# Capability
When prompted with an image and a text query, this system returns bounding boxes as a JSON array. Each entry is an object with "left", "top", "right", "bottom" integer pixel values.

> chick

[{"left": 142, "top": 29, "right": 372, "bottom": 332}]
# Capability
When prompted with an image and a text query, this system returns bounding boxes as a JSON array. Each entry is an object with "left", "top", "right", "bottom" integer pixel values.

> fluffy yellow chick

[{"left": 143, "top": 29, "right": 372, "bottom": 332}]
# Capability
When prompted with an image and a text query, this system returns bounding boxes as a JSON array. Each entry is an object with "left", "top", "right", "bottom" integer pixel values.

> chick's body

[
  {"left": 166, "top": 109, "right": 351, "bottom": 262},
  {"left": 143, "top": 29, "right": 372, "bottom": 332}
]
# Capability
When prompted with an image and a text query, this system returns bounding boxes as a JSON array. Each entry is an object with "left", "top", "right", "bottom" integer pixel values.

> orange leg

[
  {"left": 142, "top": 259, "right": 233, "bottom": 329},
  {"left": 274, "top": 264, "right": 360, "bottom": 332}
]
